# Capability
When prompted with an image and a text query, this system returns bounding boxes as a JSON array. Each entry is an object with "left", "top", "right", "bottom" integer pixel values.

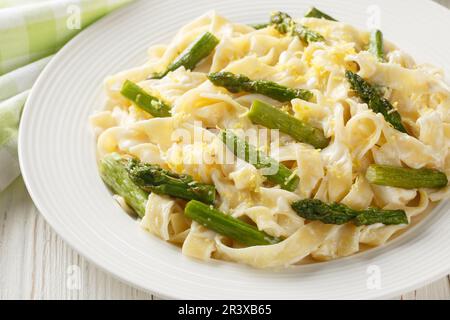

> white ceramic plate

[{"left": 19, "top": 0, "right": 450, "bottom": 299}]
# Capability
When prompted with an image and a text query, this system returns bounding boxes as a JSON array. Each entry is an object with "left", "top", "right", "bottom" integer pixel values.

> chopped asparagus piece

[
  {"left": 291, "top": 199, "right": 408, "bottom": 226},
  {"left": 220, "top": 130, "right": 299, "bottom": 191},
  {"left": 207, "top": 71, "right": 313, "bottom": 102},
  {"left": 127, "top": 159, "right": 216, "bottom": 204},
  {"left": 366, "top": 164, "right": 448, "bottom": 189},
  {"left": 99, "top": 153, "right": 148, "bottom": 218},
  {"left": 120, "top": 80, "right": 171, "bottom": 117},
  {"left": 248, "top": 100, "right": 329, "bottom": 149},
  {"left": 345, "top": 70, "right": 407, "bottom": 133},
  {"left": 304, "top": 7, "right": 337, "bottom": 21},
  {"left": 250, "top": 22, "right": 269, "bottom": 29},
  {"left": 270, "top": 11, "right": 325, "bottom": 44},
  {"left": 151, "top": 31, "right": 219, "bottom": 79},
  {"left": 292, "top": 199, "right": 359, "bottom": 224},
  {"left": 354, "top": 208, "right": 408, "bottom": 226},
  {"left": 368, "top": 29, "right": 384, "bottom": 61},
  {"left": 185, "top": 200, "right": 280, "bottom": 246},
  {"left": 270, "top": 11, "right": 292, "bottom": 34},
  {"left": 298, "top": 25, "right": 325, "bottom": 43}
]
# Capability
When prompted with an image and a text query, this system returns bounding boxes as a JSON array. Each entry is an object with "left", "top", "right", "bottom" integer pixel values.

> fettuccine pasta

[{"left": 90, "top": 10, "right": 450, "bottom": 268}]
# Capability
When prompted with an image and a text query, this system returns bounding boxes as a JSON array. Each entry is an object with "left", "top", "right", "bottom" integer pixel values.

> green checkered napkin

[{"left": 0, "top": 0, "right": 134, "bottom": 192}]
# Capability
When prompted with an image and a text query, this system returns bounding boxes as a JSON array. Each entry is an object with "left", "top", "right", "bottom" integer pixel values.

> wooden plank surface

[{"left": 1, "top": 0, "right": 449, "bottom": 300}]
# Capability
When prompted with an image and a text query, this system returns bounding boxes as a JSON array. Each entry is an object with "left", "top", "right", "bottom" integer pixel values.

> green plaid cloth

[{"left": 0, "top": 0, "right": 134, "bottom": 192}]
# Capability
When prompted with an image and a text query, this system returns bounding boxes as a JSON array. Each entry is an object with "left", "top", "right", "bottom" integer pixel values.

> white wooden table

[{"left": 1, "top": 0, "right": 450, "bottom": 300}]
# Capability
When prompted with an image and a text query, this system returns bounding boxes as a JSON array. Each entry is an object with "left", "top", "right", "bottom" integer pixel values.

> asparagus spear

[
  {"left": 220, "top": 130, "right": 299, "bottom": 191},
  {"left": 291, "top": 199, "right": 408, "bottom": 225},
  {"left": 250, "top": 22, "right": 269, "bottom": 30},
  {"left": 368, "top": 29, "right": 384, "bottom": 61},
  {"left": 291, "top": 199, "right": 359, "bottom": 224},
  {"left": 248, "top": 100, "right": 329, "bottom": 149},
  {"left": 270, "top": 11, "right": 325, "bottom": 44},
  {"left": 99, "top": 153, "right": 149, "bottom": 218},
  {"left": 304, "top": 7, "right": 337, "bottom": 21},
  {"left": 184, "top": 200, "right": 280, "bottom": 246},
  {"left": 345, "top": 71, "right": 407, "bottom": 133},
  {"left": 207, "top": 71, "right": 313, "bottom": 102},
  {"left": 366, "top": 164, "right": 448, "bottom": 189},
  {"left": 151, "top": 31, "right": 219, "bottom": 79},
  {"left": 353, "top": 208, "right": 408, "bottom": 226},
  {"left": 121, "top": 80, "right": 171, "bottom": 117},
  {"left": 127, "top": 159, "right": 216, "bottom": 204}
]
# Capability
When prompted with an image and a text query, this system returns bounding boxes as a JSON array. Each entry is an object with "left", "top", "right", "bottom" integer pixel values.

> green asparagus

[
  {"left": 151, "top": 31, "right": 219, "bottom": 79},
  {"left": 127, "top": 159, "right": 216, "bottom": 204},
  {"left": 121, "top": 80, "right": 171, "bottom": 117},
  {"left": 304, "top": 7, "right": 337, "bottom": 21},
  {"left": 345, "top": 70, "right": 407, "bottom": 133},
  {"left": 99, "top": 153, "right": 149, "bottom": 218},
  {"left": 366, "top": 164, "right": 448, "bottom": 189},
  {"left": 250, "top": 22, "right": 269, "bottom": 30},
  {"left": 207, "top": 71, "right": 313, "bottom": 102},
  {"left": 291, "top": 199, "right": 408, "bottom": 226},
  {"left": 270, "top": 11, "right": 325, "bottom": 44},
  {"left": 353, "top": 208, "right": 408, "bottom": 226},
  {"left": 184, "top": 200, "right": 280, "bottom": 246},
  {"left": 220, "top": 130, "right": 299, "bottom": 191},
  {"left": 368, "top": 29, "right": 384, "bottom": 61},
  {"left": 248, "top": 100, "right": 329, "bottom": 149},
  {"left": 291, "top": 199, "right": 359, "bottom": 224}
]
